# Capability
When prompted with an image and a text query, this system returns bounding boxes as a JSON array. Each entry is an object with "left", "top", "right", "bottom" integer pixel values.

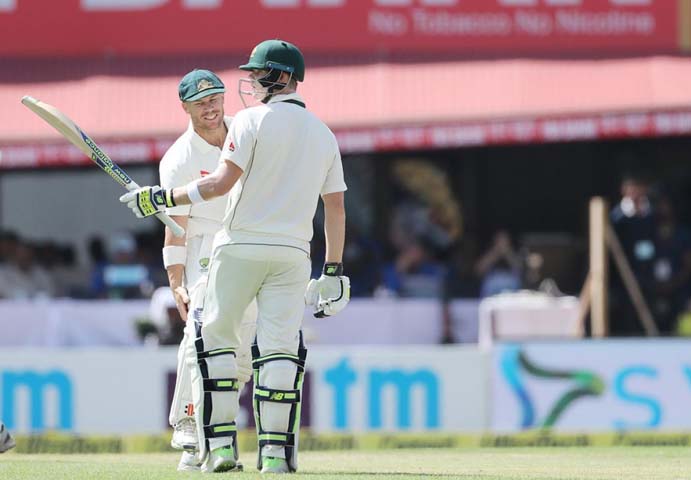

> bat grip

[
  {"left": 127, "top": 181, "right": 186, "bottom": 238},
  {"left": 156, "top": 212, "right": 186, "bottom": 238}
]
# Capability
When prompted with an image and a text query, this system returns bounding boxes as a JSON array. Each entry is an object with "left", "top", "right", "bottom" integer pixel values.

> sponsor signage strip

[
  {"left": 492, "top": 340, "right": 691, "bottom": 432},
  {"left": 2, "top": 108, "right": 691, "bottom": 169},
  {"left": 12, "top": 431, "right": 691, "bottom": 454},
  {"left": 0, "top": 1, "right": 678, "bottom": 57},
  {"left": 0, "top": 346, "right": 487, "bottom": 434}
]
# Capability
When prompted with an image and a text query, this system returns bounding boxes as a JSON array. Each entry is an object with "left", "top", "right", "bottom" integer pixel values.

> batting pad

[{"left": 252, "top": 334, "right": 307, "bottom": 472}]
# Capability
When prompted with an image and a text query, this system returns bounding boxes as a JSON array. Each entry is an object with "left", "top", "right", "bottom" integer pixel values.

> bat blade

[
  {"left": 21, "top": 95, "right": 132, "bottom": 189},
  {"left": 21, "top": 95, "right": 185, "bottom": 237}
]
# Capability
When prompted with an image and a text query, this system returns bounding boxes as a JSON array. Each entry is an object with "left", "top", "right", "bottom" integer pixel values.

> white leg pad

[
  {"left": 186, "top": 341, "right": 240, "bottom": 457},
  {"left": 169, "top": 319, "right": 196, "bottom": 426},
  {"left": 258, "top": 360, "right": 298, "bottom": 459}
]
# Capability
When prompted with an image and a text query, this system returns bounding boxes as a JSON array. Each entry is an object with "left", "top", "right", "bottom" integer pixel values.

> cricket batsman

[
  {"left": 121, "top": 39, "right": 349, "bottom": 473},
  {"left": 159, "top": 69, "right": 256, "bottom": 472}
]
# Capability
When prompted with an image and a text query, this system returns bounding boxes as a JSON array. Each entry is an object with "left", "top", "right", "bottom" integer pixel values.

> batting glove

[
  {"left": 305, "top": 263, "right": 350, "bottom": 318},
  {"left": 119, "top": 185, "right": 175, "bottom": 218}
]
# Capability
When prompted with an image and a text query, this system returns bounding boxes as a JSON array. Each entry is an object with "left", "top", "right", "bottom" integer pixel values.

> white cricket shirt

[
  {"left": 160, "top": 116, "right": 232, "bottom": 237},
  {"left": 218, "top": 93, "right": 346, "bottom": 253}
]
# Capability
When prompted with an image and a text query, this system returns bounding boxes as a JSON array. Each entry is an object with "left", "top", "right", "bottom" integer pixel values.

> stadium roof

[{"left": 2, "top": 56, "right": 691, "bottom": 168}]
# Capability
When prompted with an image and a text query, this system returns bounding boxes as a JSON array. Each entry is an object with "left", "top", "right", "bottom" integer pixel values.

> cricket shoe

[
  {"left": 171, "top": 417, "right": 198, "bottom": 451},
  {"left": 183, "top": 452, "right": 244, "bottom": 473},
  {"left": 0, "top": 424, "right": 15, "bottom": 453},
  {"left": 177, "top": 451, "right": 201, "bottom": 472},
  {"left": 201, "top": 446, "right": 237, "bottom": 473},
  {"left": 261, "top": 456, "right": 290, "bottom": 474}
]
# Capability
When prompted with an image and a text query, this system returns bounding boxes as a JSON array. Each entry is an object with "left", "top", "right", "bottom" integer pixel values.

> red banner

[
  {"left": 3, "top": 108, "right": 691, "bottom": 169},
  {"left": 0, "top": 1, "right": 678, "bottom": 57}
]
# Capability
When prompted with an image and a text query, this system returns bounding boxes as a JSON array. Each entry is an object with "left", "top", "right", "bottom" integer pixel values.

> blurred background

[{"left": 2, "top": 0, "right": 691, "bottom": 440}]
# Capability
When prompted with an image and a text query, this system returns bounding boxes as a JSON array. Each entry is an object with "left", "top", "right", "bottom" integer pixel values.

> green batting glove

[{"left": 119, "top": 185, "right": 175, "bottom": 218}]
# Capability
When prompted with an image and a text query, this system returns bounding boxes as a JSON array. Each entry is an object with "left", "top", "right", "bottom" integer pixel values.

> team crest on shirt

[
  {"left": 228, "top": 141, "right": 235, "bottom": 152},
  {"left": 200, "top": 258, "right": 210, "bottom": 270},
  {"left": 197, "top": 79, "right": 214, "bottom": 92}
]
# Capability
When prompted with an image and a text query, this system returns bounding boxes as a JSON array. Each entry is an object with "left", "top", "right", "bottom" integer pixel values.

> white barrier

[
  {"left": 0, "top": 298, "right": 480, "bottom": 347},
  {"left": 0, "top": 299, "right": 148, "bottom": 347}
]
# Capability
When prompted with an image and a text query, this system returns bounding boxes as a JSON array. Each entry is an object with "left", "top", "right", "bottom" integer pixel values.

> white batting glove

[
  {"left": 305, "top": 263, "right": 350, "bottom": 318},
  {"left": 119, "top": 185, "right": 175, "bottom": 218}
]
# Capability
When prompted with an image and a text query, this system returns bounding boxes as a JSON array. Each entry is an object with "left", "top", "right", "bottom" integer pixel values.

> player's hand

[
  {"left": 173, "top": 286, "right": 190, "bottom": 322},
  {"left": 305, "top": 263, "right": 350, "bottom": 318},
  {"left": 119, "top": 185, "right": 175, "bottom": 218}
]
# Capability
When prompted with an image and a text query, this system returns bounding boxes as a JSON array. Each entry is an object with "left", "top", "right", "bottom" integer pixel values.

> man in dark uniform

[{"left": 610, "top": 173, "right": 657, "bottom": 335}]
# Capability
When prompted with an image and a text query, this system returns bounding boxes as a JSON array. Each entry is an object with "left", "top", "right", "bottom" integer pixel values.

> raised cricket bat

[{"left": 21, "top": 95, "right": 185, "bottom": 238}]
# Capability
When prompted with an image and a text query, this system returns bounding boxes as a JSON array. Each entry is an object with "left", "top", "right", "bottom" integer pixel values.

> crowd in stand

[
  {"left": 2, "top": 168, "right": 690, "bottom": 339},
  {"left": 0, "top": 230, "right": 165, "bottom": 300}
]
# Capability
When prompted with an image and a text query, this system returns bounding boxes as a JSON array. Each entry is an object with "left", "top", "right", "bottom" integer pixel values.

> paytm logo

[
  {"left": 325, "top": 358, "right": 439, "bottom": 430},
  {"left": 1, "top": 370, "right": 73, "bottom": 431}
]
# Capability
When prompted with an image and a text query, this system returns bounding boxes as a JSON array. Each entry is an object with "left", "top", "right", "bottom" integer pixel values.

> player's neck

[{"left": 196, "top": 123, "right": 228, "bottom": 149}]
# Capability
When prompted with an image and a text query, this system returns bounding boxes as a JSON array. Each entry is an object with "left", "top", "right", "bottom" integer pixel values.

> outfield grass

[{"left": 1, "top": 447, "right": 690, "bottom": 479}]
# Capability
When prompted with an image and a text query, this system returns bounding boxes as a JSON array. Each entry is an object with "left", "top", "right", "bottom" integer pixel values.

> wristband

[
  {"left": 323, "top": 262, "right": 343, "bottom": 276},
  {"left": 162, "top": 245, "right": 187, "bottom": 268},
  {"left": 164, "top": 188, "right": 176, "bottom": 207},
  {"left": 186, "top": 180, "right": 205, "bottom": 204}
]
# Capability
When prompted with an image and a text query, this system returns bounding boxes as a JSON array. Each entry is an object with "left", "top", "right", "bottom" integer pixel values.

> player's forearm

[
  {"left": 162, "top": 215, "right": 187, "bottom": 289},
  {"left": 171, "top": 161, "right": 243, "bottom": 206},
  {"left": 172, "top": 177, "right": 222, "bottom": 205},
  {"left": 166, "top": 264, "right": 185, "bottom": 291},
  {"left": 322, "top": 192, "right": 346, "bottom": 263}
]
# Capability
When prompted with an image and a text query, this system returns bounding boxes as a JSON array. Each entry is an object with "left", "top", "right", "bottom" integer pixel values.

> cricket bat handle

[{"left": 127, "top": 181, "right": 186, "bottom": 238}]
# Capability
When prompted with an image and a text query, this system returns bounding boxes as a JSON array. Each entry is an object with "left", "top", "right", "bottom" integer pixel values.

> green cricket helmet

[{"left": 239, "top": 39, "right": 305, "bottom": 82}]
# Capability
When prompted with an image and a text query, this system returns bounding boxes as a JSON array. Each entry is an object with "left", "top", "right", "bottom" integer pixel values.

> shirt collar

[
  {"left": 267, "top": 92, "right": 305, "bottom": 107},
  {"left": 188, "top": 116, "right": 231, "bottom": 153}
]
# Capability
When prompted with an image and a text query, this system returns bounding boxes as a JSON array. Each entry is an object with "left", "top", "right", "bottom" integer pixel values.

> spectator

[
  {"left": 0, "top": 230, "right": 19, "bottom": 265},
  {"left": 343, "top": 225, "right": 381, "bottom": 297},
  {"left": 87, "top": 235, "right": 110, "bottom": 298},
  {"left": 380, "top": 242, "right": 446, "bottom": 297},
  {"left": 652, "top": 194, "right": 691, "bottom": 334},
  {"left": 474, "top": 230, "right": 522, "bottom": 298},
  {"left": 390, "top": 159, "right": 461, "bottom": 260},
  {"left": 609, "top": 173, "right": 657, "bottom": 336},
  {"left": 34, "top": 241, "right": 86, "bottom": 297},
  {"left": 0, "top": 239, "right": 55, "bottom": 299},
  {"left": 90, "top": 232, "right": 152, "bottom": 299}
]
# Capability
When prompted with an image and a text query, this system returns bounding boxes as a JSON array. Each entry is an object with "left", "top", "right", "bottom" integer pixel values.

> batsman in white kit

[
  {"left": 122, "top": 39, "right": 350, "bottom": 474},
  {"left": 160, "top": 69, "right": 256, "bottom": 472}
]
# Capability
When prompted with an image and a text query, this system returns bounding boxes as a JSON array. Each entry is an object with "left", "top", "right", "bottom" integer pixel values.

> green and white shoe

[
  {"left": 177, "top": 451, "right": 201, "bottom": 472},
  {"left": 201, "top": 446, "right": 236, "bottom": 473},
  {"left": 260, "top": 456, "right": 290, "bottom": 474}
]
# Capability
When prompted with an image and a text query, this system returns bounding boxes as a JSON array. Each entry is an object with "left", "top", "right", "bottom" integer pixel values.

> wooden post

[
  {"left": 589, "top": 197, "right": 609, "bottom": 337},
  {"left": 576, "top": 272, "right": 591, "bottom": 338},
  {"left": 606, "top": 224, "right": 659, "bottom": 336}
]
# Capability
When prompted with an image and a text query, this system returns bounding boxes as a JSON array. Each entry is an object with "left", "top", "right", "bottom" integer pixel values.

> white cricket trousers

[
  {"left": 169, "top": 234, "right": 257, "bottom": 427},
  {"left": 188, "top": 243, "right": 311, "bottom": 457}
]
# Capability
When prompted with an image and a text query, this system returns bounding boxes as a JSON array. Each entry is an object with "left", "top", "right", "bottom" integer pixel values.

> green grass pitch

[{"left": 1, "top": 447, "right": 691, "bottom": 479}]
